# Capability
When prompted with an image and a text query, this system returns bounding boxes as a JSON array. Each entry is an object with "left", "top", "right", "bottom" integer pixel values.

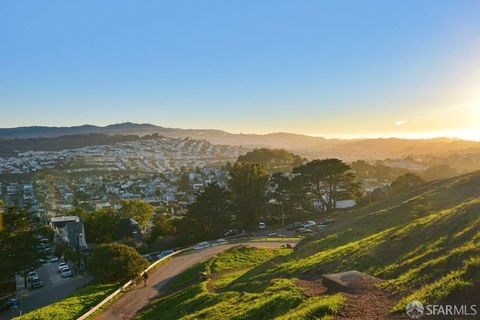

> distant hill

[
  {"left": 0, "top": 134, "right": 145, "bottom": 156},
  {"left": 1, "top": 123, "right": 479, "bottom": 160}
]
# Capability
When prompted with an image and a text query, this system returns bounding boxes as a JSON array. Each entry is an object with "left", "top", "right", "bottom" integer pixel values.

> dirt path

[{"left": 95, "top": 241, "right": 296, "bottom": 320}]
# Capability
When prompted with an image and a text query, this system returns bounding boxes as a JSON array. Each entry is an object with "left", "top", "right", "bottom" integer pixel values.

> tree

[
  {"left": 88, "top": 243, "right": 149, "bottom": 283},
  {"left": 177, "top": 172, "right": 193, "bottom": 194},
  {"left": 390, "top": 173, "right": 425, "bottom": 194},
  {"left": 293, "top": 159, "right": 359, "bottom": 212},
  {"left": 0, "top": 206, "right": 46, "bottom": 286},
  {"left": 229, "top": 162, "right": 269, "bottom": 229},
  {"left": 237, "top": 148, "right": 305, "bottom": 172},
  {"left": 182, "top": 183, "right": 231, "bottom": 241},
  {"left": 422, "top": 165, "right": 457, "bottom": 181},
  {"left": 149, "top": 215, "right": 176, "bottom": 242},
  {"left": 84, "top": 208, "right": 120, "bottom": 244},
  {"left": 119, "top": 200, "right": 154, "bottom": 231}
]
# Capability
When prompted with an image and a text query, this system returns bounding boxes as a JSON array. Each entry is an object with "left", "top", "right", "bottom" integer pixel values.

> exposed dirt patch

[
  {"left": 295, "top": 279, "right": 328, "bottom": 297},
  {"left": 335, "top": 286, "right": 408, "bottom": 320}
]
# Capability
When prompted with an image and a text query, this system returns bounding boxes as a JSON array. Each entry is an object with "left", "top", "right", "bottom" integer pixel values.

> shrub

[{"left": 88, "top": 243, "right": 149, "bottom": 283}]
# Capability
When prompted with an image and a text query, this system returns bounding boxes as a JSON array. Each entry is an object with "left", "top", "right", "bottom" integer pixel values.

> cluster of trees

[
  {"left": 75, "top": 199, "right": 158, "bottom": 244},
  {"left": 177, "top": 157, "right": 359, "bottom": 243},
  {"left": 237, "top": 148, "right": 306, "bottom": 171},
  {"left": 390, "top": 173, "right": 425, "bottom": 195},
  {"left": 351, "top": 160, "right": 415, "bottom": 182}
]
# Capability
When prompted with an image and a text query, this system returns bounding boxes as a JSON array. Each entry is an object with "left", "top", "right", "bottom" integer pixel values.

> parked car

[
  {"left": 313, "top": 224, "right": 327, "bottom": 231},
  {"left": 49, "top": 256, "right": 59, "bottom": 263},
  {"left": 157, "top": 249, "right": 174, "bottom": 259},
  {"left": 193, "top": 241, "right": 211, "bottom": 250},
  {"left": 58, "top": 262, "right": 68, "bottom": 272},
  {"left": 224, "top": 229, "right": 239, "bottom": 237},
  {"left": 287, "top": 222, "right": 303, "bottom": 230},
  {"left": 258, "top": 222, "right": 266, "bottom": 230},
  {"left": 27, "top": 271, "right": 38, "bottom": 280},
  {"left": 211, "top": 238, "right": 228, "bottom": 246},
  {"left": 0, "top": 298, "right": 17, "bottom": 312},
  {"left": 296, "top": 228, "right": 314, "bottom": 235},
  {"left": 144, "top": 253, "right": 159, "bottom": 262},
  {"left": 303, "top": 221, "right": 317, "bottom": 229},
  {"left": 60, "top": 267, "right": 73, "bottom": 278},
  {"left": 30, "top": 276, "right": 44, "bottom": 289}
]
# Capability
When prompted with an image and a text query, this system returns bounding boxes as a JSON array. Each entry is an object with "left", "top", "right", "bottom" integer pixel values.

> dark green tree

[
  {"left": 229, "top": 162, "right": 269, "bottom": 229},
  {"left": 149, "top": 215, "right": 177, "bottom": 242},
  {"left": 84, "top": 208, "right": 120, "bottom": 244},
  {"left": 87, "top": 243, "right": 149, "bottom": 283},
  {"left": 183, "top": 183, "right": 231, "bottom": 240},
  {"left": 0, "top": 206, "right": 46, "bottom": 286},
  {"left": 390, "top": 173, "right": 425, "bottom": 194},
  {"left": 237, "top": 148, "right": 305, "bottom": 172},
  {"left": 119, "top": 199, "right": 154, "bottom": 230},
  {"left": 294, "top": 159, "right": 359, "bottom": 212}
]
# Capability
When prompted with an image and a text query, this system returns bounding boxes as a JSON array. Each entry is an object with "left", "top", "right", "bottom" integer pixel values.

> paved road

[
  {"left": 1, "top": 262, "right": 91, "bottom": 320},
  {"left": 96, "top": 241, "right": 297, "bottom": 320}
]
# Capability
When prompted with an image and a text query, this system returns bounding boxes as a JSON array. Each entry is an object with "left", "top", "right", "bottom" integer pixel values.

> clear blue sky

[{"left": 1, "top": 0, "right": 479, "bottom": 139}]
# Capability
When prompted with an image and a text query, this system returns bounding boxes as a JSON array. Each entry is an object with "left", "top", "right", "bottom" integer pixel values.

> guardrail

[{"left": 76, "top": 248, "right": 188, "bottom": 320}]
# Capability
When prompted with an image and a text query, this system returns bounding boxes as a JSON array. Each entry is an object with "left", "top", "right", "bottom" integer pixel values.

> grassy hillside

[
  {"left": 136, "top": 171, "right": 480, "bottom": 319},
  {"left": 15, "top": 283, "right": 117, "bottom": 320}
]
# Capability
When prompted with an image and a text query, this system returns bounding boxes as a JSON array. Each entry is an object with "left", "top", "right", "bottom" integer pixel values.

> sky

[{"left": 1, "top": 0, "right": 479, "bottom": 140}]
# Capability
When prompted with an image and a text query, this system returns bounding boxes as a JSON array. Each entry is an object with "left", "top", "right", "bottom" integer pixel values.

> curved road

[{"left": 96, "top": 241, "right": 297, "bottom": 320}]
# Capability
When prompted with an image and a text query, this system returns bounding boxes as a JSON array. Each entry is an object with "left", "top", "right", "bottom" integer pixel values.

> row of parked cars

[
  {"left": 142, "top": 248, "right": 177, "bottom": 263},
  {"left": 287, "top": 218, "right": 335, "bottom": 235},
  {"left": 26, "top": 271, "right": 44, "bottom": 289},
  {"left": 58, "top": 262, "right": 73, "bottom": 278},
  {"left": 193, "top": 238, "right": 229, "bottom": 250}
]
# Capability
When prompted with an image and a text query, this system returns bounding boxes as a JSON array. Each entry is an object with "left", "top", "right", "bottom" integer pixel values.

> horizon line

[{"left": 0, "top": 122, "right": 479, "bottom": 142}]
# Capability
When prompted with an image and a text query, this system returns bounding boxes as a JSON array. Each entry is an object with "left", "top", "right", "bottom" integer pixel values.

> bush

[{"left": 88, "top": 243, "right": 149, "bottom": 283}]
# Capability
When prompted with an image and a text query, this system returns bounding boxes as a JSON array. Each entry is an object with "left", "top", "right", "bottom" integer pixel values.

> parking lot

[{"left": 1, "top": 261, "right": 91, "bottom": 319}]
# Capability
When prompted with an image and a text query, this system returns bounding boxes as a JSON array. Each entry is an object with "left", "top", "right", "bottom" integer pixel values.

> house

[{"left": 50, "top": 216, "right": 88, "bottom": 250}]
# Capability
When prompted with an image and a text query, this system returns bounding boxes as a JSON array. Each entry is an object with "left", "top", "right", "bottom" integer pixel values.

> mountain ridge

[{"left": 1, "top": 123, "right": 479, "bottom": 160}]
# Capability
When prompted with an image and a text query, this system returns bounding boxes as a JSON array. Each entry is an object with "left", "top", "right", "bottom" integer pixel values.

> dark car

[
  {"left": 287, "top": 222, "right": 303, "bottom": 230},
  {"left": 1, "top": 298, "right": 17, "bottom": 312},
  {"left": 30, "top": 276, "right": 44, "bottom": 289},
  {"left": 157, "top": 249, "right": 174, "bottom": 259},
  {"left": 224, "top": 229, "right": 239, "bottom": 237},
  {"left": 296, "top": 228, "right": 314, "bottom": 235}
]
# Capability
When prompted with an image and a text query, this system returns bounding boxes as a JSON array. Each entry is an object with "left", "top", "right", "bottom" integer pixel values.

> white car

[
  {"left": 27, "top": 271, "right": 38, "bottom": 280},
  {"left": 258, "top": 222, "right": 266, "bottom": 229},
  {"left": 211, "top": 239, "right": 228, "bottom": 246},
  {"left": 49, "top": 256, "right": 59, "bottom": 263},
  {"left": 58, "top": 262, "right": 68, "bottom": 272},
  {"left": 303, "top": 221, "right": 317, "bottom": 229},
  {"left": 60, "top": 267, "right": 73, "bottom": 278},
  {"left": 193, "top": 241, "right": 211, "bottom": 250}
]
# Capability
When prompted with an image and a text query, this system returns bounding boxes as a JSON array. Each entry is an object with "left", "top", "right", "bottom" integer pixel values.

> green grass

[
  {"left": 136, "top": 246, "right": 345, "bottom": 320},
  {"left": 137, "top": 171, "right": 480, "bottom": 319},
  {"left": 15, "top": 283, "right": 117, "bottom": 320}
]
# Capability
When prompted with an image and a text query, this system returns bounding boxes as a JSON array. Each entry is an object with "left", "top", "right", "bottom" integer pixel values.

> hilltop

[
  {"left": 1, "top": 123, "right": 480, "bottom": 160},
  {"left": 136, "top": 171, "right": 480, "bottom": 319}
]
